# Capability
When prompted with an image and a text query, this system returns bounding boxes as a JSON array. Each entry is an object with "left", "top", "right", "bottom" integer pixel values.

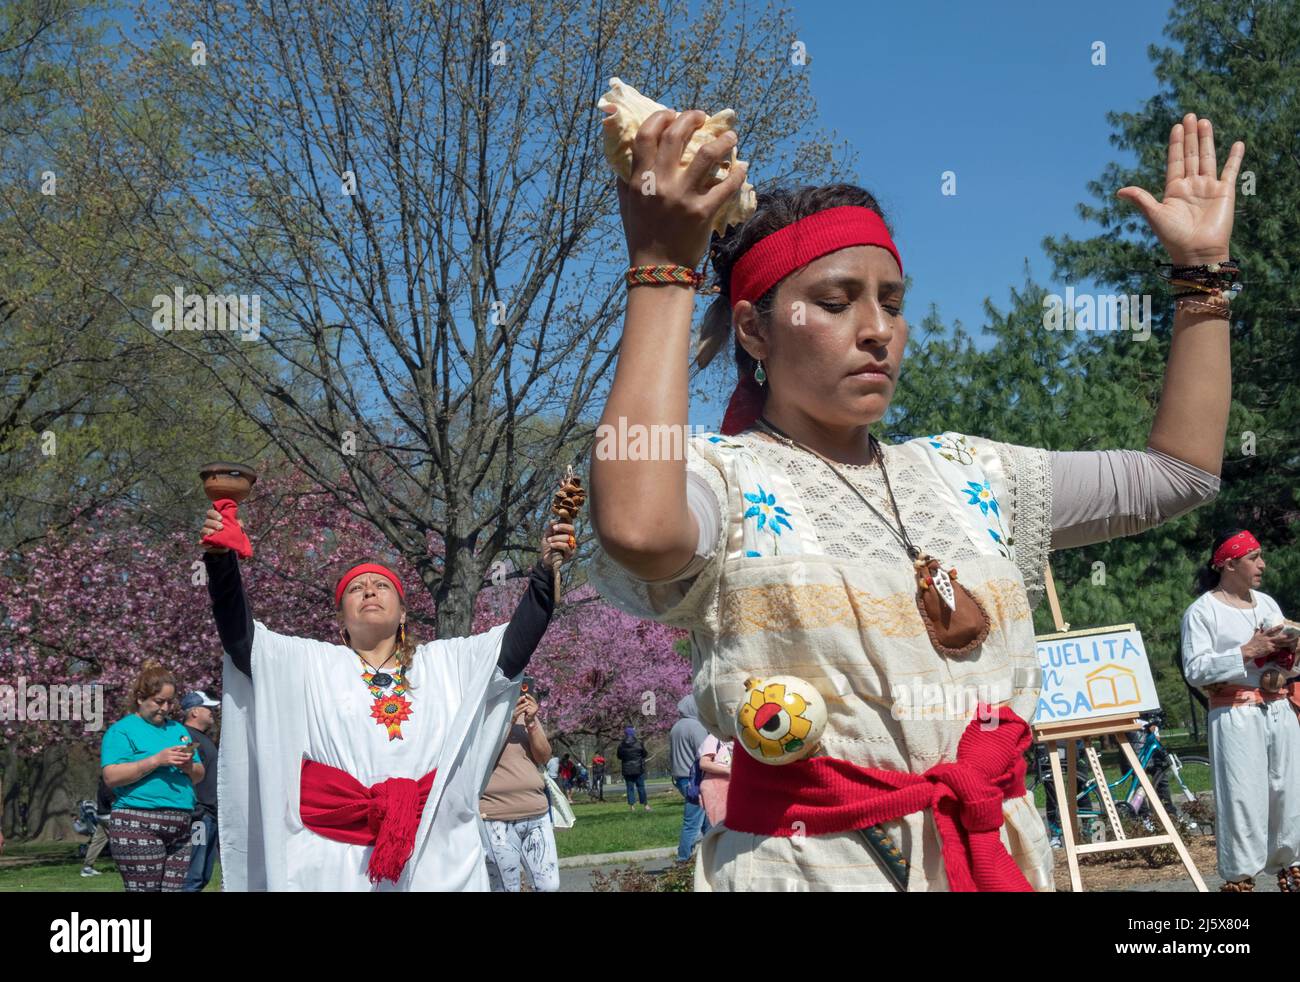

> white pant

[
  {"left": 484, "top": 813, "right": 560, "bottom": 892},
  {"left": 1209, "top": 699, "right": 1300, "bottom": 881}
]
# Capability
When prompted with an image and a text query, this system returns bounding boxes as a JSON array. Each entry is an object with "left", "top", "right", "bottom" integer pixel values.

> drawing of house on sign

[{"left": 1085, "top": 664, "right": 1141, "bottom": 709}]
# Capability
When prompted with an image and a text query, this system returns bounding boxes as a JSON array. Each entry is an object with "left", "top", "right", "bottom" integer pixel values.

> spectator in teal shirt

[{"left": 100, "top": 663, "right": 204, "bottom": 891}]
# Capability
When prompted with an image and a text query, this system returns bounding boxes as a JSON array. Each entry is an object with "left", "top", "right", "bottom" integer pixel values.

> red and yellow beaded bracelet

[{"left": 625, "top": 263, "right": 706, "bottom": 290}]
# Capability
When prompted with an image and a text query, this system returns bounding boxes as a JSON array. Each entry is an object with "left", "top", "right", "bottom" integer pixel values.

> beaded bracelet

[
  {"left": 1158, "top": 259, "right": 1242, "bottom": 301},
  {"left": 1174, "top": 294, "right": 1231, "bottom": 316},
  {"left": 625, "top": 263, "right": 706, "bottom": 290}
]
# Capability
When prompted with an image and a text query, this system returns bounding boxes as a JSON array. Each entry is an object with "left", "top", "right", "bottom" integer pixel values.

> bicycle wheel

[{"left": 1173, "top": 754, "right": 1213, "bottom": 802}]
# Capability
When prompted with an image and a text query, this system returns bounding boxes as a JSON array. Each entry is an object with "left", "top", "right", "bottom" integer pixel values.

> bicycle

[{"left": 1028, "top": 715, "right": 1212, "bottom": 844}]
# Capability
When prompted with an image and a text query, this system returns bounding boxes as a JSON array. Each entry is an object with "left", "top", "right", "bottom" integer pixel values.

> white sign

[{"left": 1032, "top": 623, "right": 1161, "bottom": 725}]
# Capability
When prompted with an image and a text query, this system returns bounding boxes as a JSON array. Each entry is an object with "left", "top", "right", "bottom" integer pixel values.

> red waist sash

[
  {"left": 300, "top": 759, "right": 437, "bottom": 884},
  {"left": 1209, "top": 681, "right": 1300, "bottom": 711},
  {"left": 724, "top": 705, "right": 1034, "bottom": 891}
]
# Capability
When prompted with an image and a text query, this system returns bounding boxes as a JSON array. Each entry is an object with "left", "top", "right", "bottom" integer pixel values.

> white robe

[
  {"left": 1181, "top": 590, "right": 1300, "bottom": 880},
  {"left": 218, "top": 619, "right": 519, "bottom": 891}
]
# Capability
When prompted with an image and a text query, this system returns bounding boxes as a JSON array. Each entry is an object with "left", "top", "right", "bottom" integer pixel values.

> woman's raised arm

[
  {"left": 1117, "top": 113, "right": 1245, "bottom": 476},
  {"left": 590, "top": 109, "right": 748, "bottom": 581},
  {"left": 201, "top": 507, "right": 254, "bottom": 677}
]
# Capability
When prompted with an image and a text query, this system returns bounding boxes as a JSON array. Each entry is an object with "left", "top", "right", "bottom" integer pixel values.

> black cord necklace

[
  {"left": 752, "top": 414, "right": 993, "bottom": 659},
  {"left": 755, "top": 415, "right": 920, "bottom": 561}
]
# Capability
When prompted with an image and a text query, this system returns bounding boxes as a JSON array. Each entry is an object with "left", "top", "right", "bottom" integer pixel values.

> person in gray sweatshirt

[{"left": 670, "top": 694, "right": 711, "bottom": 862}]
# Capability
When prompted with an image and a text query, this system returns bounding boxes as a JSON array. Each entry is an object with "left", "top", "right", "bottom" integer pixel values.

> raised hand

[
  {"left": 614, "top": 109, "right": 749, "bottom": 269},
  {"left": 542, "top": 521, "right": 576, "bottom": 569},
  {"left": 200, "top": 506, "right": 229, "bottom": 553},
  {"left": 1116, "top": 113, "right": 1245, "bottom": 266}
]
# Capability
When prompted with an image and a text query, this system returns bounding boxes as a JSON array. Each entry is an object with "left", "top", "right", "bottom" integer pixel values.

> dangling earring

[
  {"left": 398, "top": 621, "right": 406, "bottom": 646},
  {"left": 754, "top": 359, "right": 767, "bottom": 386},
  {"left": 339, "top": 628, "right": 349, "bottom": 647}
]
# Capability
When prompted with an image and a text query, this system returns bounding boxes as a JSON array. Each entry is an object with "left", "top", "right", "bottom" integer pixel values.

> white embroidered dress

[
  {"left": 589, "top": 429, "right": 1055, "bottom": 891},
  {"left": 218, "top": 621, "right": 518, "bottom": 891}
]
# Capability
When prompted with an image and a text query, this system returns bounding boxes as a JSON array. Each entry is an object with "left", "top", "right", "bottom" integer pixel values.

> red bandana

[
  {"left": 729, "top": 206, "right": 902, "bottom": 310},
  {"left": 1212, "top": 530, "right": 1260, "bottom": 569},
  {"left": 720, "top": 206, "right": 903, "bottom": 436},
  {"left": 334, "top": 562, "right": 405, "bottom": 607}
]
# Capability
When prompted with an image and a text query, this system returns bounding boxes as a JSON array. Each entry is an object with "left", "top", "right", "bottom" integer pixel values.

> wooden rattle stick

[{"left": 548, "top": 465, "right": 586, "bottom": 602}]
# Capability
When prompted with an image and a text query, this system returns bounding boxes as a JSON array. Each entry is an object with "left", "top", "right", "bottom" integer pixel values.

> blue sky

[{"left": 782, "top": 0, "right": 1177, "bottom": 337}]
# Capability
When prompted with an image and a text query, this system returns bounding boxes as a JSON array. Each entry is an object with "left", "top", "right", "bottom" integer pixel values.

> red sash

[
  {"left": 299, "top": 759, "right": 437, "bottom": 884},
  {"left": 1209, "top": 681, "right": 1300, "bottom": 711},
  {"left": 724, "top": 705, "right": 1034, "bottom": 891}
]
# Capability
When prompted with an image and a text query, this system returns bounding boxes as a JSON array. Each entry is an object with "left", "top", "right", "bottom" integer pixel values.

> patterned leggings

[
  {"left": 107, "top": 808, "right": 193, "bottom": 892},
  {"left": 484, "top": 813, "right": 560, "bottom": 892}
]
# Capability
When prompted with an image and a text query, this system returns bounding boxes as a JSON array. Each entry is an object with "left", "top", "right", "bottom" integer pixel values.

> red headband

[
  {"left": 719, "top": 207, "right": 903, "bottom": 436},
  {"left": 1212, "top": 530, "right": 1261, "bottom": 569},
  {"left": 334, "top": 563, "right": 405, "bottom": 607},
  {"left": 729, "top": 206, "right": 902, "bottom": 311}
]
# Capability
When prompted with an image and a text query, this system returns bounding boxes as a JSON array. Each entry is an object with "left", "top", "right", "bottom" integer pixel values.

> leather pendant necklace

[{"left": 756, "top": 417, "right": 992, "bottom": 658}]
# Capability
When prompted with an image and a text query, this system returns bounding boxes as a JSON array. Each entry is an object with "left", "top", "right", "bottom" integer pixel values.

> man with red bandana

[{"left": 1181, "top": 528, "right": 1300, "bottom": 892}]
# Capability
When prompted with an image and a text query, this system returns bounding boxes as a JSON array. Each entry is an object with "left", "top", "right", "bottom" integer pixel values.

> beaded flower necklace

[{"left": 357, "top": 653, "right": 413, "bottom": 741}]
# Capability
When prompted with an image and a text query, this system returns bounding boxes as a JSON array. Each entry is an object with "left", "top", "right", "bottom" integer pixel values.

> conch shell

[{"left": 597, "top": 77, "right": 756, "bottom": 236}]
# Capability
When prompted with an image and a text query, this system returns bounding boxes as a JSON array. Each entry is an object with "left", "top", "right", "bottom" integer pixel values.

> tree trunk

[{"left": 431, "top": 538, "right": 488, "bottom": 640}]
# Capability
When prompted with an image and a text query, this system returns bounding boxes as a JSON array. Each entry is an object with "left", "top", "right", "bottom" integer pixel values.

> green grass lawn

[
  {"left": 0, "top": 842, "right": 221, "bottom": 892},
  {"left": 0, "top": 789, "right": 689, "bottom": 889},
  {"left": 554, "top": 788, "right": 685, "bottom": 859}
]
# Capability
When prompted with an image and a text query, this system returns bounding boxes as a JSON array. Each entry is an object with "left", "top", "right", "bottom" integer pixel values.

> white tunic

[
  {"left": 1181, "top": 590, "right": 1300, "bottom": 880},
  {"left": 591, "top": 429, "right": 1056, "bottom": 891},
  {"left": 218, "top": 620, "right": 518, "bottom": 891}
]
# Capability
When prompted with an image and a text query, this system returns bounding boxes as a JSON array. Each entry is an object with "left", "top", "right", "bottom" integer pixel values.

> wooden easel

[{"left": 1034, "top": 565, "right": 1207, "bottom": 892}]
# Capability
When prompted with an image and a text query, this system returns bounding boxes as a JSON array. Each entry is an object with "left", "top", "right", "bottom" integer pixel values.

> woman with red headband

[
  {"left": 589, "top": 110, "right": 1241, "bottom": 891},
  {"left": 1182, "top": 528, "right": 1299, "bottom": 892},
  {"left": 199, "top": 508, "right": 574, "bottom": 891}
]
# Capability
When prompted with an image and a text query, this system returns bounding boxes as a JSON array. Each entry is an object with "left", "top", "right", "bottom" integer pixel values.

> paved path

[{"left": 558, "top": 847, "right": 678, "bottom": 892}]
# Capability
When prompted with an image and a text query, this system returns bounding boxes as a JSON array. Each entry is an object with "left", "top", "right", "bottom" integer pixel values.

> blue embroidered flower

[
  {"left": 989, "top": 529, "right": 1003, "bottom": 546},
  {"left": 963, "top": 480, "right": 1000, "bottom": 518},
  {"left": 742, "top": 485, "right": 793, "bottom": 535}
]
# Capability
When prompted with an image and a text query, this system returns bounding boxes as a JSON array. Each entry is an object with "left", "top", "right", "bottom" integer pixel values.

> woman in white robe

[{"left": 200, "top": 512, "right": 574, "bottom": 892}]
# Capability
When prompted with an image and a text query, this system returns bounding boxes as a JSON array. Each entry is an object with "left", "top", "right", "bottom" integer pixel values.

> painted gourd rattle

[{"left": 735, "top": 675, "right": 827, "bottom": 765}]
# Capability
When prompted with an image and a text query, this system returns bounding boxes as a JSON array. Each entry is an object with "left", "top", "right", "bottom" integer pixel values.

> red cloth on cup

[
  {"left": 202, "top": 498, "right": 253, "bottom": 558},
  {"left": 1254, "top": 649, "right": 1296, "bottom": 670}
]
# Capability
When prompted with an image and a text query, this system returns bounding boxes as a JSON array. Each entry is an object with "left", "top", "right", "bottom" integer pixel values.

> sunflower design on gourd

[{"left": 735, "top": 675, "right": 827, "bottom": 765}]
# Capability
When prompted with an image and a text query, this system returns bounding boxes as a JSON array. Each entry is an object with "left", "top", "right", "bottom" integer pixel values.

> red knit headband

[
  {"left": 1212, "top": 530, "right": 1260, "bottom": 569},
  {"left": 334, "top": 563, "right": 405, "bottom": 607},
  {"left": 719, "top": 207, "right": 902, "bottom": 435},
  {"left": 729, "top": 206, "right": 902, "bottom": 311}
]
